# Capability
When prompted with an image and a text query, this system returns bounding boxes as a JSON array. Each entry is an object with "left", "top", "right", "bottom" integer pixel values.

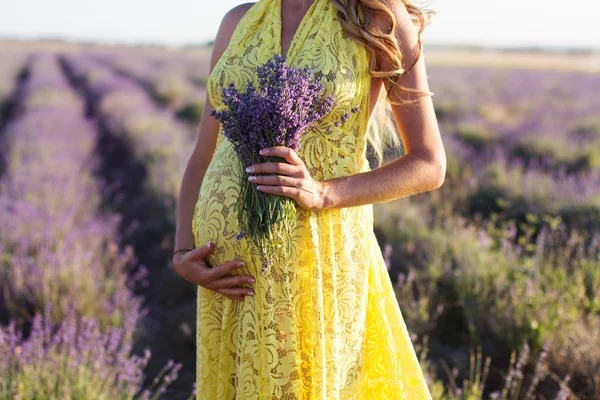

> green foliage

[
  {"left": 510, "top": 134, "right": 596, "bottom": 175},
  {"left": 454, "top": 124, "right": 500, "bottom": 152},
  {"left": 376, "top": 193, "right": 598, "bottom": 397},
  {"left": 573, "top": 118, "right": 600, "bottom": 140},
  {"left": 176, "top": 103, "right": 204, "bottom": 123}
]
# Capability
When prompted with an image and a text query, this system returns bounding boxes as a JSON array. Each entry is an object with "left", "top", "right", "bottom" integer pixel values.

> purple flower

[
  {"left": 234, "top": 231, "right": 247, "bottom": 240},
  {"left": 210, "top": 54, "right": 339, "bottom": 274},
  {"left": 211, "top": 54, "right": 336, "bottom": 165}
]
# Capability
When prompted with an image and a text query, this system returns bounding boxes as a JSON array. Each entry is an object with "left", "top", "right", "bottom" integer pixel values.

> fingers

[
  {"left": 175, "top": 242, "right": 257, "bottom": 301},
  {"left": 177, "top": 247, "right": 240, "bottom": 286},
  {"left": 203, "top": 258, "right": 246, "bottom": 282},
  {"left": 220, "top": 293, "right": 245, "bottom": 302},
  {"left": 204, "top": 267, "right": 255, "bottom": 302},
  {"left": 209, "top": 274, "right": 255, "bottom": 290},
  {"left": 246, "top": 147, "right": 306, "bottom": 174},
  {"left": 256, "top": 184, "right": 305, "bottom": 198},
  {"left": 260, "top": 146, "right": 303, "bottom": 166},
  {"left": 216, "top": 287, "right": 255, "bottom": 302},
  {"left": 246, "top": 160, "right": 300, "bottom": 177},
  {"left": 186, "top": 241, "right": 215, "bottom": 260},
  {"left": 248, "top": 173, "right": 303, "bottom": 188}
]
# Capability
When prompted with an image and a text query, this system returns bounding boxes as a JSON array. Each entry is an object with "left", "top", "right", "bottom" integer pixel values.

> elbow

[
  {"left": 430, "top": 156, "right": 446, "bottom": 190},
  {"left": 413, "top": 150, "right": 446, "bottom": 191}
]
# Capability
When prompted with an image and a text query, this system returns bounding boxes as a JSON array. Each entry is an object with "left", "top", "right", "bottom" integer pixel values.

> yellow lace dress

[{"left": 192, "top": 0, "right": 432, "bottom": 398}]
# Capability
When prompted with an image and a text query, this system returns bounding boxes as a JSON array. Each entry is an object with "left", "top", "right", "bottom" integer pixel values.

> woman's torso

[{"left": 193, "top": 0, "right": 379, "bottom": 273}]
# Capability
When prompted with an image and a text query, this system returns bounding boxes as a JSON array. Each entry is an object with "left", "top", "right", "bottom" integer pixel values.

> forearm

[
  {"left": 175, "top": 158, "right": 209, "bottom": 250},
  {"left": 319, "top": 152, "right": 444, "bottom": 210}
]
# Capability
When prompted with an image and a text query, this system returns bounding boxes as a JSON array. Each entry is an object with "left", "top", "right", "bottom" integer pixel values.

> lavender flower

[
  {"left": 234, "top": 231, "right": 247, "bottom": 241},
  {"left": 556, "top": 375, "right": 571, "bottom": 400},
  {"left": 0, "top": 303, "right": 180, "bottom": 398},
  {"left": 211, "top": 54, "right": 336, "bottom": 161},
  {"left": 383, "top": 243, "right": 392, "bottom": 271},
  {"left": 210, "top": 54, "right": 342, "bottom": 274}
]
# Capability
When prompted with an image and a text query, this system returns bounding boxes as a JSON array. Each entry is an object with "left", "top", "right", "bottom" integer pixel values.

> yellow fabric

[{"left": 192, "top": 0, "right": 432, "bottom": 398}]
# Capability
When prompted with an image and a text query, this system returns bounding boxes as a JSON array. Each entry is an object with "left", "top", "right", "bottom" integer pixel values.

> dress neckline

[{"left": 276, "top": 0, "right": 321, "bottom": 60}]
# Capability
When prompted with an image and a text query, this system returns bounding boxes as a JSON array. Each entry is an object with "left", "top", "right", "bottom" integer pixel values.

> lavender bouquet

[{"left": 211, "top": 54, "right": 357, "bottom": 275}]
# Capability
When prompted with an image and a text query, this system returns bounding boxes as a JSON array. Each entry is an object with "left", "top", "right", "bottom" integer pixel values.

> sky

[{"left": 0, "top": 0, "right": 598, "bottom": 50}]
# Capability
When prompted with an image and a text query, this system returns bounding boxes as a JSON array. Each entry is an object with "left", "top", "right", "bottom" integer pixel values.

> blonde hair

[{"left": 329, "top": 0, "right": 439, "bottom": 166}]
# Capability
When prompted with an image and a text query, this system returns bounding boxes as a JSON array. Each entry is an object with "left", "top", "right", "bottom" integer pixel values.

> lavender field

[{"left": 0, "top": 40, "right": 598, "bottom": 399}]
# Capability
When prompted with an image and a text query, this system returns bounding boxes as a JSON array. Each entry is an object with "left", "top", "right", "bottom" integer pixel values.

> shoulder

[
  {"left": 370, "top": 0, "right": 421, "bottom": 69},
  {"left": 210, "top": 3, "right": 256, "bottom": 69},
  {"left": 221, "top": 2, "right": 256, "bottom": 30},
  {"left": 372, "top": 0, "right": 420, "bottom": 38}
]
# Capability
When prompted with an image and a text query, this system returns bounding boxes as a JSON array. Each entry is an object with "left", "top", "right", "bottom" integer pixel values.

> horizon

[
  {"left": 2, "top": 37, "right": 598, "bottom": 54},
  {"left": 0, "top": 0, "right": 599, "bottom": 51}
]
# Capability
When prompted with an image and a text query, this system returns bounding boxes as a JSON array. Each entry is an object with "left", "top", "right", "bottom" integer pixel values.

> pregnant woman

[{"left": 174, "top": 0, "right": 445, "bottom": 398}]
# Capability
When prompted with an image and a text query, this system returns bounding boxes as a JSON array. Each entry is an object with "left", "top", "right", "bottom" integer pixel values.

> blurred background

[{"left": 0, "top": 0, "right": 599, "bottom": 399}]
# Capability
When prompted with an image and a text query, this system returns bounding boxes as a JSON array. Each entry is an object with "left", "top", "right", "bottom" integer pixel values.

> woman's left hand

[{"left": 245, "top": 146, "right": 326, "bottom": 211}]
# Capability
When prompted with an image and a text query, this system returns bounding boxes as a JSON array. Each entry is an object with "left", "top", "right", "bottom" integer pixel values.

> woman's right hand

[{"left": 173, "top": 241, "right": 255, "bottom": 301}]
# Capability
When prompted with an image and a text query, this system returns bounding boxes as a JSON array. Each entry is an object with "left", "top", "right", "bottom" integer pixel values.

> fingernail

[
  {"left": 205, "top": 240, "right": 212, "bottom": 247},
  {"left": 246, "top": 167, "right": 254, "bottom": 173},
  {"left": 237, "top": 261, "right": 245, "bottom": 267},
  {"left": 259, "top": 149, "right": 265, "bottom": 155},
  {"left": 246, "top": 291, "right": 254, "bottom": 296},
  {"left": 248, "top": 278, "right": 255, "bottom": 283}
]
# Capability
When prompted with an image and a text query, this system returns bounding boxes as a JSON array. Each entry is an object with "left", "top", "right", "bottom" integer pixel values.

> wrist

[
  {"left": 317, "top": 179, "right": 335, "bottom": 210},
  {"left": 172, "top": 249, "right": 192, "bottom": 269},
  {"left": 172, "top": 251, "right": 184, "bottom": 263},
  {"left": 173, "top": 247, "right": 195, "bottom": 258}
]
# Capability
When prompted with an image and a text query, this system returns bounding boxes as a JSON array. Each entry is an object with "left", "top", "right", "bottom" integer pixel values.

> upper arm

[
  {"left": 373, "top": 1, "right": 445, "bottom": 176},
  {"left": 191, "top": 3, "right": 256, "bottom": 169}
]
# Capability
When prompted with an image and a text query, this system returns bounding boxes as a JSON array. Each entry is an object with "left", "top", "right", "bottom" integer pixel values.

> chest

[
  {"left": 279, "top": 1, "right": 382, "bottom": 119},
  {"left": 208, "top": 0, "right": 377, "bottom": 122},
  {"left": 280, "top": 8, "right": 309, "bottom": 57}
]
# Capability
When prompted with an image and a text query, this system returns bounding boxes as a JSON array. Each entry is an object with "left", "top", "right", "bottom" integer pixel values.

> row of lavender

[
  {"left": 429, "top": 66, "right": 600, "bottom": 238},
  {"left": 63, "top": 54, "right": 195, "bottom": 202},
  {"left": 0, "top": 50, "right": 31, "bottom": 165},
  {"left": 0, "top": 54, "right": 182, "bottom": 398},
  {"left": 63, "top": 49, "right": 600, "bottom": 398},
  {"left": 92, "top": 50, "right": 207, "bottom": 126},
  {"left": 373, "top": 66, "right": 600, "bottom": 398},
  {"left": 59, "top": 52, "right": 201, "bottom": 397},
  {"left": 67, "top": 48, "right": 600, "bottom": 398},
  {"left": 4, "top": 44, "right": 598, "bottom": 391},
  {"left": 0, "top": 52, "right": 28, "bottom": 114},
  {"left": 88, "top": 50, "right": 600, "bottom": 243}
]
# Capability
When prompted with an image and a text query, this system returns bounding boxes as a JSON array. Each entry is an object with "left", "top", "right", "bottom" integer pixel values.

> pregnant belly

[
  {"left": 192, "top": 136, "right": 252, "bottom": 270},
  {"left": 192, "top": 133, "right": 334, "bottom": 276}
]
